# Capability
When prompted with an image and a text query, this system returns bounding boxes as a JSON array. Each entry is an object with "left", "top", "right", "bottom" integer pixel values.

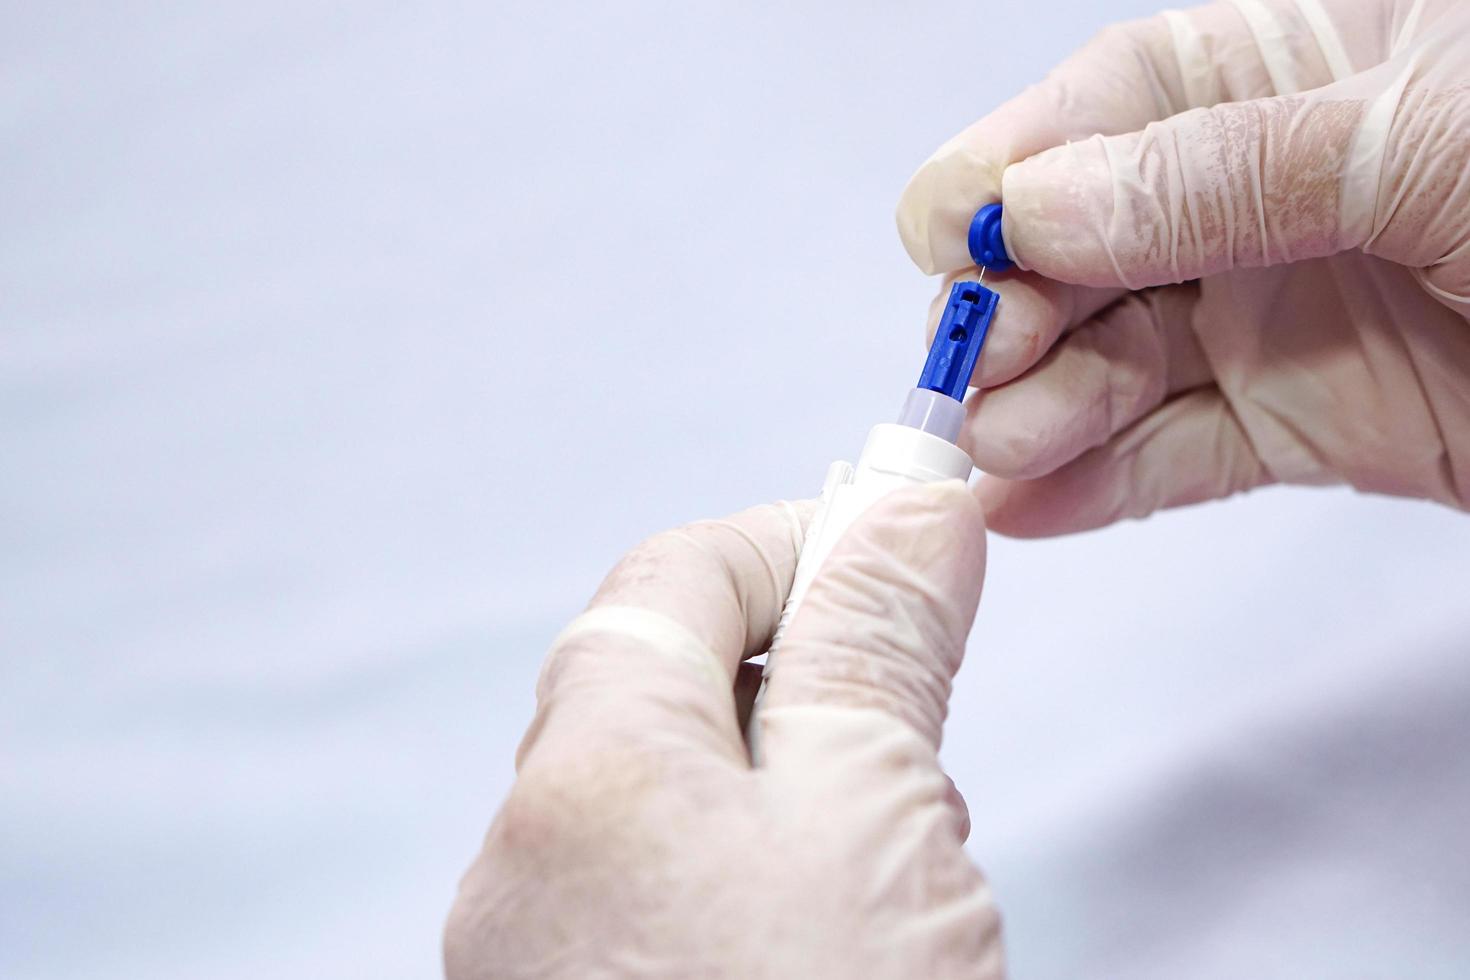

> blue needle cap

[
  {"left": 967, "top": 203, "right": 1013, "bottom": 272},
  {"left": 917, "top": 280, "right": 999, "bottom": 401}
]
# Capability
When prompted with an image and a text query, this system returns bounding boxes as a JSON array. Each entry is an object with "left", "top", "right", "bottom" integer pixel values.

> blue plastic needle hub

[
  {"left": 917, "top": 280, "right": 999, "bottom": 401},
  {"left": 967, "top": 203, "right": 1013, "bottom": 272}
]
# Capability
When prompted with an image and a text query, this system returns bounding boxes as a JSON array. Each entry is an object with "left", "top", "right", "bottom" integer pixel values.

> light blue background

[{"left": 5, "top": 2, "right": 1470, "bottom": 977}]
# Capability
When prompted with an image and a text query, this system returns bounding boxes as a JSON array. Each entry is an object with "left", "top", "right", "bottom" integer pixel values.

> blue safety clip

[{"left": 916, "top": 280, "right": 999, "bottom": 400}]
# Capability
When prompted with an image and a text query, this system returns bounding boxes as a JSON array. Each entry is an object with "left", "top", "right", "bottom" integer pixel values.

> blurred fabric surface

[{"left": 4, "top": 2, "right": 1470, "bottom": 977}]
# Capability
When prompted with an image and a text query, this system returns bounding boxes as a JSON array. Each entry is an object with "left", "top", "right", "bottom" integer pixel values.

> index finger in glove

[
  {"left": 897, "top": 0, "right": 1342, "bottom": 276},
  {"left": 759, "top": 481, "right": 986, "bottom": 762},
  {"left": 518, "top": 500, "right": 814, "bottom": 770}
]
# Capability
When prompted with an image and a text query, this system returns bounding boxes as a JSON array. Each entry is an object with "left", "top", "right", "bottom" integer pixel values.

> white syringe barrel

[{"left": 748, "top": 416, "right": 973, "bottom": 759}]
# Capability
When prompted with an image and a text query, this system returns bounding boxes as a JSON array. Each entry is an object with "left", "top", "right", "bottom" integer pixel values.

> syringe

[{"left": 746, "top": 203, "right": 1011, "bottom": 759}]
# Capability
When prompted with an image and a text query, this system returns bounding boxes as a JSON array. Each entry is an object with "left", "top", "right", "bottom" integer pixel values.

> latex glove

[
  {"left": 897, "top": 0, "right": 1470, "bottom": 537},
  {"left": 444, "top": 483, "right": 1002, "bottom": 980}
]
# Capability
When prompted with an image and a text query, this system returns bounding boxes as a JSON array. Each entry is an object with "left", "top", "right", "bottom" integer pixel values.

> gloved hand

[
  {"left": 898, "top": 0, "right": 1470, "bottom": 537},
  {"left": 444, "top": 483, "right": 1003, "bottom": 980}
]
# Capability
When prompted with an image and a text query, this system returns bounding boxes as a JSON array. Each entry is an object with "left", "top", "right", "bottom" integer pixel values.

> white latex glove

[
  {"left": 898, "top": 0, "right": 1470, "bottom": 536},
  {"left": 444, "top": 483, "right": 1003, "bottom": 980}
]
